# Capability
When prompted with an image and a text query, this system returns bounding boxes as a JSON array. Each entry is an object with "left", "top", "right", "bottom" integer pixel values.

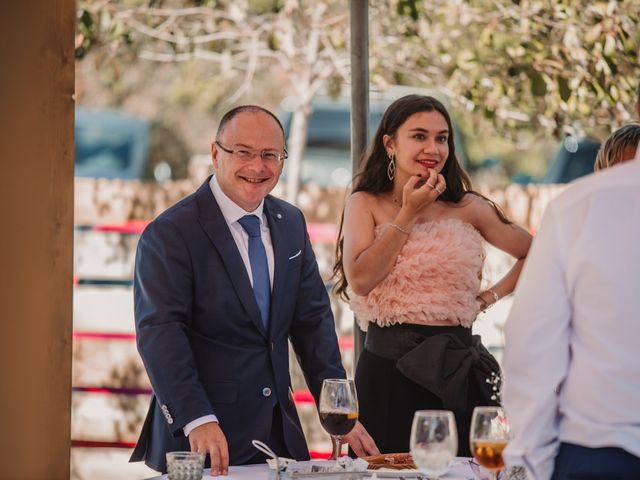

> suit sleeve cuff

[{"left": 183, "top": 414, "right": 218, "bottom": 437}]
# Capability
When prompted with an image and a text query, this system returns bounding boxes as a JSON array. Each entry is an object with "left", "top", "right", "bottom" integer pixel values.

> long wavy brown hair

[{"left": 332, "top": 94, "right": 510, "bottom": 300}]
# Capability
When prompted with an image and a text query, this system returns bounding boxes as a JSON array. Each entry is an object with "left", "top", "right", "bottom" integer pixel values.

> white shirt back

[{"left": 503, "top": 158, "right": 640, "bottom": 479}]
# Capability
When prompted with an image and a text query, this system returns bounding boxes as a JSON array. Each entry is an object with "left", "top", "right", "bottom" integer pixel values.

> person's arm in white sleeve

[
  {"left": 183, "top": 414, "right": 218, "bottom": 437},
  {"left": 502, "top": 204, "right": 572, "bottom": 480}
]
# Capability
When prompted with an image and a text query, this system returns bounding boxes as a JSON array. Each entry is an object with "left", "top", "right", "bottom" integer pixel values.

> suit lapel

[
  {"left": 264, "top": 197, "right": 290, "bottom": 336},
  {"left": 195, "top": 179, "right": 266, "bottom": 337}
]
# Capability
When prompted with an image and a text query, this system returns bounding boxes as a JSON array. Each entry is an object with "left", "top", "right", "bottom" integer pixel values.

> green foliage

[
  {"left": 397, "top": 0, "right": 419, "bottom": 20},
  {"left": 167, "top": 62, "right": 233, "bottom": 111},
  {"left": 248, "top": 0, "right": 281, "bottom": 14},
  {"left": 75, "top": 9, "right": 95, "bottom": 59},
  {"left": 75, "top": 0, "right": 640, "bottom": 178},
  {"left": 386, "top": 0, "right": 640, "bottom": 141}
]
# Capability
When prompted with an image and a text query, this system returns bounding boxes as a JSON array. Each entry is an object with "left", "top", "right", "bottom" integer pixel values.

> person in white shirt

[{"left": 502, "top": 154, "right": 640, "bottom": 479}]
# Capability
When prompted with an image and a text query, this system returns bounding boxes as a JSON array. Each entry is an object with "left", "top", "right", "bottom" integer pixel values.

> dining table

[{"left": 146, "top": 457, "right": 484, "bottom": 479}]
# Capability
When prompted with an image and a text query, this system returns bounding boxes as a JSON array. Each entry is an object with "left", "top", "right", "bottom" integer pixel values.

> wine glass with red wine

[{"left": 319, "top": 378, "right": 358, "bottom": 460}]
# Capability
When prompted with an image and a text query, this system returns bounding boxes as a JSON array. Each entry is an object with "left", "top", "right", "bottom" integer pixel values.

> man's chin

[{"left": 237, "top": 184, "right": 276, "bottom": 209}]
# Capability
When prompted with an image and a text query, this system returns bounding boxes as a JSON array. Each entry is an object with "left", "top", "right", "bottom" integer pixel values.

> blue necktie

[{"left": 238, "top": 215, "right": 270, "bottom": 330}]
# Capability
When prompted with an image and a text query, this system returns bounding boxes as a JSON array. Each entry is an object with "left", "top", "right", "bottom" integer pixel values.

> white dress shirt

[
  {"left": 183, "top": 175, "right": 276, "bottom": 437},
  {"left": 503, "top": 157, "right": 640, "bottom": 479}
]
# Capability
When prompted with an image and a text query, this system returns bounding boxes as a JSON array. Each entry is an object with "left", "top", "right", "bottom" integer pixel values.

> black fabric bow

[{"left": 395, "top": 333, "right": 501, "bottom": 412}]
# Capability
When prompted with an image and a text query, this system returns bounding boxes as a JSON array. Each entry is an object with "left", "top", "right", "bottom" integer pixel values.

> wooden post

[
  {"left": 350, "top": 0, "right": 369, "bottom": 367},
  {"left": 0, "top": 1, "right": 75, "bottom": 478}
]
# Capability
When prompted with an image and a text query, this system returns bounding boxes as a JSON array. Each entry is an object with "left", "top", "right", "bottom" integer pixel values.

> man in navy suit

[{"left": 130, "top": 105, "right": 378, "bottom": 475}]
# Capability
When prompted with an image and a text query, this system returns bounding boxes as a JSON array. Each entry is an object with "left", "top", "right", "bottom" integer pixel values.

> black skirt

[{"left": 355, "top": 322, "right": 499, "bottom": 457}]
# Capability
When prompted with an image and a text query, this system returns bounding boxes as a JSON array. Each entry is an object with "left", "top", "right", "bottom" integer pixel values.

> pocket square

[{"left": 288, "top": 250, "right": 302, "bottom": 260}]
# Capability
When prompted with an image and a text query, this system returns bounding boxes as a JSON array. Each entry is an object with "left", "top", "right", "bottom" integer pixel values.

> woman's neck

[
  {"left": 389, "top": 187, "right": 404, "bottom": 207},
  {"left": 390, "top": 178, "right": 406, "bottom": 206}
]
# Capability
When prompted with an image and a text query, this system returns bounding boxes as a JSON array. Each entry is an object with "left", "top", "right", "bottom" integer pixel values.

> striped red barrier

[
  {"left": 72, "top": 220, "right": 340, "bottom": 458},
  {"left": 75, "top": 220, "right": 149, "bottom": 235},
  {"left": 73, "top": 331, "right": 136, "bottom": 340},
  {"left": 71, "top": 440, "right": 137, "bottom": 449},
  {"left": 72, "top": 331, "right": 353, "bottom": 350},
  {"left": 73, "top": 386, "right": 151, "bottom": 395},
  {"left": 292, "top": 390, "right": 314, "bottom": 404},
  {"left": 72, "top": 385, "right": 319, "bottom": 404},
  {"left": 306, "top": 223, "right": 339, "bottom": 243},
  {"left": 338, "top": 336, "right": 354, "bottom": 351},
  {"left": 94, "top": 220, "right": 149, "bottom": 234},
  {"left": 309, "top": 451, "right": 332, "bottom": 459}
]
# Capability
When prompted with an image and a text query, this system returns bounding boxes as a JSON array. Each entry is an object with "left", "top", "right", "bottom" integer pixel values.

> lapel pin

[{"left": 276, "top": 213, "right": 282, "bottom": 219}]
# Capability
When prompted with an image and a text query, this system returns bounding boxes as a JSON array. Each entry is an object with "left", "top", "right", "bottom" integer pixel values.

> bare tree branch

[
  {"left": 226, "top": 31, "right": 261, "bottom": 104},
  {"left": 125, "top": 17, "right": 245, "bottom": 46},
  {"left": 118, "top": 6, "right": 225, "bottom": 19}
]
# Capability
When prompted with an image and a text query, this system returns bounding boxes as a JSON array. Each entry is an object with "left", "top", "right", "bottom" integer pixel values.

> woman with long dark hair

[{"left": 333, "top": 95, "right": 532, "bottom": 456}]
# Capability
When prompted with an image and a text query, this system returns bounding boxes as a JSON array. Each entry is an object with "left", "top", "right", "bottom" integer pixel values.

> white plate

[{"left": 366, "top": 469, "right": 422, "bottom": 478}]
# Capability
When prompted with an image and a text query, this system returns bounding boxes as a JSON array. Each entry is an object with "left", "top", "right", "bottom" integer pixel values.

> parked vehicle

[
  {"left": 75, "top": 107, "right": 190, "bottom": 182},
  {"left": 542, "top": 137, "right": 600, "bottom": 183},
  {"left": 513, "top": 137, "right": 600, "bottom": 185}
]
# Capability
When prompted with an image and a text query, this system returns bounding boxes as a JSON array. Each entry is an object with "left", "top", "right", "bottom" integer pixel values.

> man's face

[{"left": 212, "top": 111, "right": 285, "bottom": 211}]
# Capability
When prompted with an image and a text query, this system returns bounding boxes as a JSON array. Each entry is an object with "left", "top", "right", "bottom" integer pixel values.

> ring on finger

[
  {"left": 426, "top": 182, "right": 436, "bottom": 189},
  {"left": 435, "top": 186, "right": 444, "bottom": 194}
]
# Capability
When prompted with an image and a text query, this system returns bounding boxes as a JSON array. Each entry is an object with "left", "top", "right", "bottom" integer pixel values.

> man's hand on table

[
  {"left": 188, "top": 421, "right": 229, "bottom": 476},
  {"left": 343, "top": 421, "right": 380, "bottom": 457}
]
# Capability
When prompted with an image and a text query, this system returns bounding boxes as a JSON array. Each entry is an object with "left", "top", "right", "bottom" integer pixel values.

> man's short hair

[{"left": 216, "top": 105, "right": 285, "bottom": 141}]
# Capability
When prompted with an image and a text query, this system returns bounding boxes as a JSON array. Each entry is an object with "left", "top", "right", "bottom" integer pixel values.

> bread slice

[{"left": 362, "top": 452, "right": 416, "bottom": 470}]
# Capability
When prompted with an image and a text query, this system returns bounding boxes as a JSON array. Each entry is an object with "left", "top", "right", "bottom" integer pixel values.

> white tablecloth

[{"left": 146, "top": 458, "right": 478, "bottom": 479}]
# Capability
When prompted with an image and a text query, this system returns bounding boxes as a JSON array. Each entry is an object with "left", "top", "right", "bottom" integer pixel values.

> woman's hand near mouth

[{"left": 400, "top": 169, "right": 445, "bottom": 214}]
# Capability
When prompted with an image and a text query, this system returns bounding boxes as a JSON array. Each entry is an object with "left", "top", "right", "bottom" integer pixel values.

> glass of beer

[
  {"left": 469, "top": 406, "right": 510, "bottom": 480},
  {"left": 319, "top": 378, "right": 358, "bottom": 460},
  {"left": 410, "top": 410, "right": 458, "bottom": 479}
]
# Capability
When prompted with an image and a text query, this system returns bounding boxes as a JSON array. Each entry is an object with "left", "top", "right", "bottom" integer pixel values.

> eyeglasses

[{"left": 215, "top": 141, "right": 287, "bottom": 166}]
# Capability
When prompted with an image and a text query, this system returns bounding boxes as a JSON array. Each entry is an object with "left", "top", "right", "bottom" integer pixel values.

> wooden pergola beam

[{"left": 0, "top": 2, "right": 75, "bottom": 478}]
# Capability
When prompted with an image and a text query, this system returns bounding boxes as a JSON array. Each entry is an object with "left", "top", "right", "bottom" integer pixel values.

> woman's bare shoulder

[
  {"left": 347, "top": 191, "right": 381, "bottom": 210},
  {"left": 445, "top": 192, "right": 498, "bottom": 225},
  {"left": 460, "top": 192, "right": 495, "bottom": 212},
  {"left": 442, "top": 192, "right": 481, "bottom": 212}
]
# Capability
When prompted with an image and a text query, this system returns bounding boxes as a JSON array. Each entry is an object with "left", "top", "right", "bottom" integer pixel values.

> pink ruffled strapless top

[{"left": 349, "top": 218, "right": 484, "bottom": 331}]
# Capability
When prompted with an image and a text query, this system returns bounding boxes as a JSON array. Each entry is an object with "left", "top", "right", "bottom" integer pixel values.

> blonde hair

[{"left": 594, "top": 123, "right": 640, "bottom": 171}]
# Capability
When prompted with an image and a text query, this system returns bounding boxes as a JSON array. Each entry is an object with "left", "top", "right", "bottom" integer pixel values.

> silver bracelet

[
  {"left": 477, "top": 289, "right": 500, "bottom": 314},
  {"left": 388, "top": 223, "right": 410, "bottom": 236},
  {"left": 486, "top": 288, "right": 500, "bottom": 304},
  {"left": 482, "top": 289, "right": 500, "bottom": 312}
]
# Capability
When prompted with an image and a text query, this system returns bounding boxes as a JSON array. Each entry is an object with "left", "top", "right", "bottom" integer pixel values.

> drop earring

[{"left": 387, "top": 153, "right": 396, "bottom": 181}]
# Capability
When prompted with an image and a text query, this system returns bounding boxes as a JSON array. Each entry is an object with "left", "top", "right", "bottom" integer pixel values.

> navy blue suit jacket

[{"left": 130, "top": 177, "right": 345, "bottom": 471}]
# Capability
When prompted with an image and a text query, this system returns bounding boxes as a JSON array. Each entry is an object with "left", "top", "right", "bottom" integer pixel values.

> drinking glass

[
  {"left": 469, "top": 406, "right": 510, "bottom": 480},
  {"left": 409, "top": 410, "right": 458, "bottom": 479},
  {"left": 318, "top": 378, "right": 358, "bottom": 460},
  {"left": 166, "top": 451, "right": 205, "bottom": 480}
]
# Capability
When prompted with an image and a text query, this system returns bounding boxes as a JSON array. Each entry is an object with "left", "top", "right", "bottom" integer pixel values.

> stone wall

[{"left": 75, "top": 177, "right": 565, "bottom": 230}]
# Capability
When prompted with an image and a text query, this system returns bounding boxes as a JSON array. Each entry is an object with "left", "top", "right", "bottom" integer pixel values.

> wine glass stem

[
  {"left": 489, "top": 471, "right": 498, "bottom": 480},
  {"left": 329, "top": 435, "right": 342, "bottom": 460}
]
